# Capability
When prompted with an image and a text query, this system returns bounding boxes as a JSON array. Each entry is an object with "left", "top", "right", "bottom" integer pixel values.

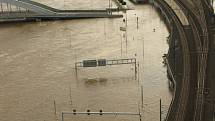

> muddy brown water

[{"left": 0, "top": 1, "right": 172, "bottom": 121}]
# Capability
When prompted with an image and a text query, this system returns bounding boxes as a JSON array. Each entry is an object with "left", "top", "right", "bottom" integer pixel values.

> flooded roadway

[{"left": 0, "top": 1, "right": 172, "bottom": 121}]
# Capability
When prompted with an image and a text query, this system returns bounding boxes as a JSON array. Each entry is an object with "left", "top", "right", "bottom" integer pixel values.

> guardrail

[{"left": 61, "top": 110, "right": 141, "bottom": 121}]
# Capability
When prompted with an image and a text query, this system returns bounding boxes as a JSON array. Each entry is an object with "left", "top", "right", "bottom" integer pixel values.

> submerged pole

[
  {"left": 61, "top": 112, "right": 64, "bottom": 121},
  {"left": 54, "top": 100, "right": 59, "bottom": 121},
  {"left": 126, "top": 11, "right": 128, "bottom": 27},
  {"left": 54, "top": 100, "right": 57, "bottom": 116},
  {"left": 69, "top": 85, "right": 72, "bottom": 105},
  {"left": 9, "top": 3, "right": 12, "bottom": 12},
  {"left": 160, "top": 99, "right": 162, "bottom": 121},
  {"left": 135, "top": 59, "right": 137, "bottom": 80},
  {"left": 141, "top": 85, "right": 143, "bottom": 109},
  {"left": 75, "top": 63, "right": 78, "bottom": 78},
  {"left": 137, "top": 17, "right": 139, "bottom": 29},
  {"left": 6, "top": 2, "right": 9, "bottom": 12},
  {"left": 0, "top": 3, "right": 3, "bottom": 13}
]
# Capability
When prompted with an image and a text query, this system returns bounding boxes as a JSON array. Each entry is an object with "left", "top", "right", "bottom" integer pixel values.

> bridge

[
  {"left": 152, "top": 0, "right": 215, "bottom": 121},
  {"left": 0, "top": 0, "right": 122, "bottom": 22}
]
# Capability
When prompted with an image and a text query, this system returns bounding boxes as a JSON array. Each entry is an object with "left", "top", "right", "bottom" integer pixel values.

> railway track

[
  {"left": 203, "top": 0, "right": 214, "bottom": 13},
  {"left": 153, "top": 0, "right": 211, "bottom": 121},
  {"left": 174, "top": 0, "right": 210, "bottom": 121},
  {"left": 153, "top": 0, "right": 190, "bottom": 121}
]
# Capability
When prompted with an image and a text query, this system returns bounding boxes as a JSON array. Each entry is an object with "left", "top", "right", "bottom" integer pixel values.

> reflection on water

[
  {"left": 83, "top": 77, "right": 135, "bottom": 87},
  {"left": 0, "top": 1, "right": 172, "bottom": 121},
  {"left": 84, "top": 78, "right": 108, "bottom": 87}
]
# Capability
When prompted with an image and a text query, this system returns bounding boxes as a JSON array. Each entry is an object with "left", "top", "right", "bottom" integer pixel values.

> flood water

[{"left": 0, "top": 1, "right": 172, "bottom": 121}]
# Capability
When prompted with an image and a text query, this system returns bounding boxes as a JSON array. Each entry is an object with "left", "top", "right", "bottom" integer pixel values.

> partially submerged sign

[
  {"left": 82, "top": 59, "right": 107, "bottom": 67},
  {"left": 75, "top": 58, "right": 137, "bottom": 79},
  {"left": 76, "top": 58, "right": 136, "bottom": 68},
  {"left": 83, "top": 60, "right": 97, "bottom": 67},
  {"left": 98, "top": 59, "right": 106, "bottom": 66}
]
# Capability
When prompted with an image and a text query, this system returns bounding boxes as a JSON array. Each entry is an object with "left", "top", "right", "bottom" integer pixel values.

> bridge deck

[{"left": 0, "top": 0, "right": 123, "bottom": 22}]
